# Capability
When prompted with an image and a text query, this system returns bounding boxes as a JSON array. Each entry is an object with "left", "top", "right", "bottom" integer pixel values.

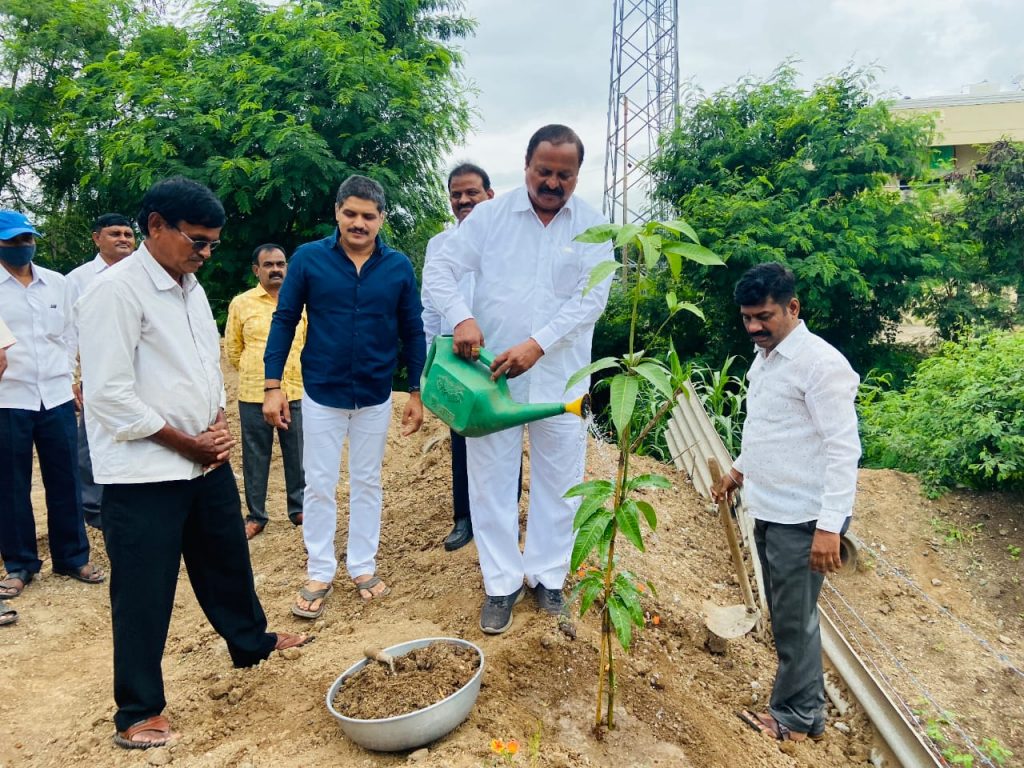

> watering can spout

[{"left": 421, "top": 336, "right": 592, "bottom": 438}]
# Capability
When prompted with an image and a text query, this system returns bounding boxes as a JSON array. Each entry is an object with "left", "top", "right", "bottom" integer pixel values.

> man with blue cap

[{"left": 0, "top": 210, "right": 103, "bottom": 601}]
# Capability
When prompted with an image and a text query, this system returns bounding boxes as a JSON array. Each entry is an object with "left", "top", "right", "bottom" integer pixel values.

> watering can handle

[{"left": 476, "top": 346, "right": 497, "bottom": 371}]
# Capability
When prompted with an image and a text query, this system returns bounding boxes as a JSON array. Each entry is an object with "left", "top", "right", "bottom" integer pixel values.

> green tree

[
  {"left": 652, "top": 64, "right": 956, "bottom": 371},
  {"left": 9, "top": 0, "right": 472, "bottom": 321}
]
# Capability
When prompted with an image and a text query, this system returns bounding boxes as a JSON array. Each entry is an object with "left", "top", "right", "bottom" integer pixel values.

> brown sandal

[
  {"left": 737, "top": 710, "right": 809, "bottom": 742},
  {"left": 113, "top": 715, "right": 178, "bottom": 749},
  {"left": 274, "top": 632, "right": 313, "bottom": 651}
]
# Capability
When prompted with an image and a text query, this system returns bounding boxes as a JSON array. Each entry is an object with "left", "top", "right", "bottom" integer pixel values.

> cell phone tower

[{"left": 603, "top": 0, "right": 679, "bottom": 224}]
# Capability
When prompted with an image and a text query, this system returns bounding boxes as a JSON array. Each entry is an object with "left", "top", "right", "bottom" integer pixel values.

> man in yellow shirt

[{"left": 226, "top": 244, "right": 306, "bottom": 539}]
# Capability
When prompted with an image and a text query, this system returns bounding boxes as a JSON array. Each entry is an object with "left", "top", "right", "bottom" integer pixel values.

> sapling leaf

[
  {"left": 637, "top": 233, "right": 662, "bottom": 270},
  {"left": 570, "top": 511, "right": 613, "bottom": 572},
  {"left": 583, "top": 260, "right": 620, "bottom": 296},
  {"left": 633, "top": 361, "right": 674, "bottom": 400},
  {"left": 626, "top": 473, "right": 671, "bottom": 492},
  {"left": 565, "top": 479, "right": 615, "bottom": 498},
  {"left": 574, "top": 224, "right": 619, "bottom": 243},
  {"left": 675, "top": 302, "right": 705, "bottom": 320},
  {"left": 577, "top": 576, "right": 605, "bottom": 617},
  {"left": 573, "top": 495, "right": 608, "bottom": 531},
  {"left": 616, "top": 499, "right": 645, "bottom": 551},
  {"left": 607, "top": 595, "right": 633, "bottom": 649},
  {"left": 658, "top": 218, "right": 701, "bottom": 244},
  {"left": 609, "top": 374, "right": 639, "bottom": 436},
  {"left": 662, "top": 241, "right": 724, "bottom": 266},
  {"left": 635, "top": 500, "right": 657, "bottom": 530},
  {"left": 614, "top": 223, "right": 643, "bottom": 247},
  {"left": 564, "top": 356, "right": 620, "bottom": 393},
  {"left": 613, "top": 575, "right": 645, "bottom": 625}
]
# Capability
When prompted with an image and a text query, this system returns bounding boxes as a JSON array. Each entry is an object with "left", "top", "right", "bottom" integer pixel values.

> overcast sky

[{"left": 445, "top": 0, "right": 1024, "bottom": 211}]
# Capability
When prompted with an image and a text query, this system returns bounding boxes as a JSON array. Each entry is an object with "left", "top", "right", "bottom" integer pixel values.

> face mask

[{"left": 0, "top": 245, "right": 35, "bottom": 267}]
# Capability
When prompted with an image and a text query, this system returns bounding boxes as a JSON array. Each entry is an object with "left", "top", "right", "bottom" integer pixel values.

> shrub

[{"left": 859, "top": 330, "right": 1024, "bottom": 495}]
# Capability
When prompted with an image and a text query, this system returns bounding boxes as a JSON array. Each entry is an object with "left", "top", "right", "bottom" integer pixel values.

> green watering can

[{"left": 420, "top": 335, "right": 591, "bottom": 438}]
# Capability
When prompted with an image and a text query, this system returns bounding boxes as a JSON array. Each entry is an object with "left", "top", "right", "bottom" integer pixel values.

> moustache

[
  {"left": 347, "top": 228, "right": 369, "bottom": 235},
  {"left": 268, "top": 273, "right": 284, "bottom": 279},
  {"left": 537, "top": 186, "right": 565, "bottom": 198},
  {"left": 749, "top": 332, "right": 769, "bottom": 340}
]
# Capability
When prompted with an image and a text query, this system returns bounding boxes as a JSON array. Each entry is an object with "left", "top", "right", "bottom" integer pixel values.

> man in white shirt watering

[
  {"left": 77, "top": 177, "right": 309, "bottom": 750},
  {"left": 423, "top": 125, "right": 613, "bottom": 634},
  {"left": 713, "top": 262, "right": 860, "bottom": 743},
  {"left": 422, "top": 163, "right": 493, "bottom": 552},
  {"left": 65, "top": 213, "right": 136, "bottom": 529}
]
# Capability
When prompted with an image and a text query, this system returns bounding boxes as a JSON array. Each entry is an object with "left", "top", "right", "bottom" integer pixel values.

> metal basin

[{"left": 325, "top": 637, "right": 484, "bottom": 752}]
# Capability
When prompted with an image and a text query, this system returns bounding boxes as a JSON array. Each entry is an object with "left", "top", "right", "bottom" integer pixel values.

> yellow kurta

[{"left": 225, "top": 285, "right": 305, "bottom": 403}]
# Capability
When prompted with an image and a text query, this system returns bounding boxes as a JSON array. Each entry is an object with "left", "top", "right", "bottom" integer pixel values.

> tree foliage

[
  {"left": 914, "top": 140, "right": 1024, "bottom": 338},
  {"left": 651, "top": 64, "right": 958, "bottom": 371},
  {"left": 1, "top": 0, "right": 472, "bottom": 320},
  {"left": 859, "top": 330, "right": 1024, "bottom": 495}
]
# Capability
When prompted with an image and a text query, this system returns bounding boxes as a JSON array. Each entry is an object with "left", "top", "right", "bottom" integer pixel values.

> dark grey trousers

[
  {"left": 238, "top": 401, "right": 304, "bottom": 525},
  {"left": 753, "top": 517, "right": 849, "bottom": 734},
  {"left": 78, "top": 408, "right": 103, "bottom": 529}
]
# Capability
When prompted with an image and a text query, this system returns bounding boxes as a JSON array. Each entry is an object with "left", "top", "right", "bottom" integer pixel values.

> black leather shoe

[
  {"left": 480, "top": 585, "right": 525, "bottom": 634},
  {"left": 443, "top": 517, "right": 473, "bottom": 551},
  {"left": 534, "top": 585, "right": 566, "bottom": 616}
]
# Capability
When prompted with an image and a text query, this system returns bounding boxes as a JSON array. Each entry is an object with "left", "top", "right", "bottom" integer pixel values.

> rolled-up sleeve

[{"left": 77, "top": 279, "right": 165, "bottom": 442}]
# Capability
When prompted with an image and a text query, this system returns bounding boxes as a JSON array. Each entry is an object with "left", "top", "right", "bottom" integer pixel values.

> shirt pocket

[{"left": 44, "top": 304, "right": 66, "bottom": 338}]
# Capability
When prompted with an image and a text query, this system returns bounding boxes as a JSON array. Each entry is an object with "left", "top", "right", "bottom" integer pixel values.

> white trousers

[
  {"left": 467, "top": 412, "right": 587, "bottom": 596},
  {"left": 301, "top": 393, "right": 392, "bottom": 583}
]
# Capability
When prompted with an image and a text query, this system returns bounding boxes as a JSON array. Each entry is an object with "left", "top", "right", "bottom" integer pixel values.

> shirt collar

[
  {"left": 510, "top": 185, "right": 577, "bottom": 221},
  {"left": 253, "top": 284, "right": 271, "bottom": 299},
  {"left": 0, "top": 262, "right": 51, "bottom": 286},
  {"left": 754, "top": 320, "right": 809, "bottom": 360},
  {"left": 92, "top": 253, "right": 115, "bottom": 274},
  {"left": 137, "top": 242, "right": 198, "bottom": 293}
]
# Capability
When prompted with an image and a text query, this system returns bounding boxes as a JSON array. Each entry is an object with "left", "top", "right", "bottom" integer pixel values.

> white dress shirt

[
  {"left": 421, "top": 186, "right": 613, "bottom": 403},
  {"left": 76, "top": 244, "right": 226, "bottom": 484},
  {"left": 733, "top": 321, "right": 861, "bottom": 532},
  {"left": 421, "top": 226, "right": 475, "bottom": 349},
  {"left": 0, "top": 263, "right": 73, "bottom": 410},
  {"left": 0, "top": 316, "right": 14, "bottom": 349},
  {"left": 64, "top": 253, "right": 119, "bottom": 372}
]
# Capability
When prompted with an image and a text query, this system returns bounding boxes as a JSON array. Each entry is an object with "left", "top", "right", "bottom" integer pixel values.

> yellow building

[{"left": 891, "top": 88, "right": 1024, "bottom": 171}]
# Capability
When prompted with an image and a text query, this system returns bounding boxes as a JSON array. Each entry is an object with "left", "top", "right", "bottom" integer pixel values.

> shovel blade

[{"left": 703, "top": 601, "right": 761, "bottom": 640}]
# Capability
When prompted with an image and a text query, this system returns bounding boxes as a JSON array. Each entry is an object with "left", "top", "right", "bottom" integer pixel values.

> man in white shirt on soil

[
  {"left": 0, "top": 210, "right": 103, "bottom": 602},
  {"left": 422, "top": 124, "right": 613, "bottom": 634},
  {"left": 65, "top": 213, "right": 136, "bottom": 529},
  {"left": 77, "top": 177, "right": 309, "bottom": 750},
  {"left": 422, "top": 163, "right": 494, "bottom": 552},
  {"left": 713, "top": 261, "right": 860, "bottom": 743}
]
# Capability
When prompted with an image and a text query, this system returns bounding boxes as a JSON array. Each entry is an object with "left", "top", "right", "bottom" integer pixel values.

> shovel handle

[
  {"left": 708, "top": 458, "right": 758, "bottom": 614},
  {"left": 364, "top": 646, "right": 396, "bottom": 673}
]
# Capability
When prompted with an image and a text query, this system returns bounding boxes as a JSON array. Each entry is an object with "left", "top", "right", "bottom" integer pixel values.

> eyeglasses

[{"left": 172, "top": 225, "right": 221, "bottom": 253}]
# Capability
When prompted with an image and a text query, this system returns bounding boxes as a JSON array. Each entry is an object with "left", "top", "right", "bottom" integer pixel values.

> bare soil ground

[{"left": 1, "top": 361, "right": 1021, "bottom": 768}]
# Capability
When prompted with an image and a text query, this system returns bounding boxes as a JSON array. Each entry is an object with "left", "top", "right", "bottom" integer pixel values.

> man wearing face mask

[
  {"left": 225, "top": 244, "right": 306, "bottom": 539},
  {"left": 422, "top": 163, "right": 495, "bottom": 552},
  {"left": 422, "top": 125, "right": 614, "bottom": 634},
  {"left": 0, "top": 210, "right": 103, "bottom": 602},
  {"left": 65, "top": 213, "right": 137, "bottom": 530}
]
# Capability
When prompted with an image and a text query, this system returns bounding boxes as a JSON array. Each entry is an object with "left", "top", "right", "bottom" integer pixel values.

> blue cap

[{"left": 0, "top": 210, "right": 42, "bottom": 241}]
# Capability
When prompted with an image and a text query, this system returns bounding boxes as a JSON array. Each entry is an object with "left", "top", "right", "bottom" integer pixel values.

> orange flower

[
  {"left": 652, "top": 614, "right": 661, "bottom": 626},
  {"left": 506, "top": 739, "right": 520, "bottom": 755},
  {"left": 490, "top": 738, "right": 505, "bottom": 754}
]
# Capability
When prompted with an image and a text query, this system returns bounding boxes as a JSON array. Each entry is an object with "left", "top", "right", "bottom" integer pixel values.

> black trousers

[
  {"left": 449, "top": 429, "right": 522, "bottom": 524},
  {"left": 0, "top": 401, "right": 88, "bottom": 574},
  {"left": 754, "top": 517, "right": 850, "bottom": 734},
  {"left": 238, "top": 401, "right": 304, "bottom": 524},
  {"left": 102, "top": 464, "right": 276, "bottom": 731}
]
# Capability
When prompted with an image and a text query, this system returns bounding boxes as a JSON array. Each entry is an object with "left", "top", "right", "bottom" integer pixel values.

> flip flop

[
  {"left": 291, "top": 584, "right": 332, "bottom": 619},
  {"left": 0, "top": 570, "right": 32, "bottom": 598},
  {"left": 354, "top": 575, "right": 391, "bottom": 602},
  {"left": 0, "top": 600, "right": 17, "bottom": 626},
  {"left": 274, "top": 632, "right": 314, "bottom": 651},
  {"left": 113, "top": 715, "right": 179, "bottom": 750},
  {"left": 737, "top": 710, "right": 809, "bottom": 742},
  {"left": 54, "top": 563, "right": 105, "bottom": 584}
]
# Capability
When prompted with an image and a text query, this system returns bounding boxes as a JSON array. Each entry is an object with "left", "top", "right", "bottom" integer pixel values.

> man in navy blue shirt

[{"left": 263, "top": 175, "right": 425, "bottom": 618}]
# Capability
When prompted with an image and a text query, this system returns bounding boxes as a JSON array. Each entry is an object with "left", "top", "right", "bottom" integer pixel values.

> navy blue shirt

[{"left": 264, "top": 231, "right": 425, "bottom": 409}]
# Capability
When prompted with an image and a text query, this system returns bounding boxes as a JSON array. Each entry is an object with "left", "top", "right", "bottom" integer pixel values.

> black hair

[
  {"left": 525, "top": 124, "right": 584, "bottom": 166},
  {"left": 733, "top": 262, "right": 797, "bottom": 307},
  {"left": 335, "top": 174, "right": 386, "bottom": 212},
  {"left": 251, "top": 243, "right": 287, "bottom": 265},
  {"left": 92, "top": 213, "right": 133, "bottom": 233},
  {"left": 136, "top": 176, "right": 226, "bottom": 236},
  {"left": 447, "top": 163, "right": 491, "bottom": 191}
]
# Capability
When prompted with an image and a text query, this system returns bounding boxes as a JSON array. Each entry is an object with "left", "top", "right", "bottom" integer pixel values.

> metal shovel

[{"left": 703, "top": 458, "right": 762, "bottom": 640}]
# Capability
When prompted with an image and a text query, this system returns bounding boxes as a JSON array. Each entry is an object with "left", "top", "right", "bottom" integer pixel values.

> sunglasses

[{"left": 172, "top": 225, "right": 221, "bottom": 253}]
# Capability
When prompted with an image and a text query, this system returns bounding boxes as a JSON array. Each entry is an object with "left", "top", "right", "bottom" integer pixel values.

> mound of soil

[
  {"left": 334, "top": 642, "right": 481, "bottom": 720},
  {"left": 2, "top": 353, "right": 1020, "bottom": 767}
]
